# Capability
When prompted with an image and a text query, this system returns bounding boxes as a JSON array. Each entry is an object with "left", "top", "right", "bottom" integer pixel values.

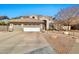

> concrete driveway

[{"left": 0, "top": 32, "right": 56, "bottom": 54}]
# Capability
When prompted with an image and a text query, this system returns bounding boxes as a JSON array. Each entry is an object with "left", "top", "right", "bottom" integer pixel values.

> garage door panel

[
  {"left": 14, "top": 25, "right": 22, "bottom": 31},
  {"left": 23, "top": 28, "right": 40, "bottom": 32}
]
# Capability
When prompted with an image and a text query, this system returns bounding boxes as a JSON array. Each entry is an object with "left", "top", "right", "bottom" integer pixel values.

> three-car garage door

[{"left": 13, "top": 24, "right": 42, "bottom": 32}]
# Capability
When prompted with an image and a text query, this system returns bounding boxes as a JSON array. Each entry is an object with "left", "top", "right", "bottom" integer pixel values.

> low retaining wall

[{"left": 0, "top": 25, "right": 8, "bottom": 31}]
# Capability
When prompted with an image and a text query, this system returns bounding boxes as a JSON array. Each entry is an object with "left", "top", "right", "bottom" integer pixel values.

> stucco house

[{"left": 8, "top": 15, "right": 54, "bottom": 32}]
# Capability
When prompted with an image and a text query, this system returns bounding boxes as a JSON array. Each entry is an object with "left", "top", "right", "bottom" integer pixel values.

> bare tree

[
  {"left": 55, "top": 6, "right": 79, "bottom": 21},
  {"left": 55, "top": 6, "right": 79, "bottom": 30}
]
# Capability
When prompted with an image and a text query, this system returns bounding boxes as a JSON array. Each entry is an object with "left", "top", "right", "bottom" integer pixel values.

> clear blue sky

[{"left": 0, "top": 4, "right": 78, "bottom": 18}]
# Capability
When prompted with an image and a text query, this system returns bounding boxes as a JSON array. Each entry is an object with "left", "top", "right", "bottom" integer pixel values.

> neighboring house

[
  {"left": 53, "top": 16, "right": 79, "bottom": 31},
  {"left": 53, "top": 20, "right": 71, "bottom": 31},
  {"left": 8, "top": 15, "right": 54, "bottom": 32},
  {"left": 0, "top": 16, "right": 9, "bottom": 20},
  {"left": 60, "top": 17, "right": 79, "bottom": 30},
  {"left": 0, "top": 16, "right": 9, "bottom": 31}
]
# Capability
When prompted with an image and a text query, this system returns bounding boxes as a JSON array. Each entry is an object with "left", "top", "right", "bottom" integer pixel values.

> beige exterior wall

[
  {"left": 40, "top": 17, "right": 50, "bottom": 30},
  {"left": 29, "top": 15, "right": 54, "bottom": 30},
  {"left": 8, "top": 23, "right": 44, "bottom": 32}
]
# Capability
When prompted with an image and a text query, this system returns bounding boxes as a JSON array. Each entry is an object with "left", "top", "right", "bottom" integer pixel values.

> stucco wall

[
  {"left": 9, "top": 24, "right": 44, "bottom": 31},
  {"left": 0, "top": 25, "right": 8, "bottom": 31}
]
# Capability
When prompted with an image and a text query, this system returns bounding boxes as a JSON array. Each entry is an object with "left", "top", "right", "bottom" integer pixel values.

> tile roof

[{"left": 9, "top": 18, "right": 44, "bottom": 23}]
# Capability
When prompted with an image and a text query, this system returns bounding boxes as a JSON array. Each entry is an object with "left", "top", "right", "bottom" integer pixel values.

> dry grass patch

[{"left": 44, "top": 32, "right": 75, "bottom": 53}]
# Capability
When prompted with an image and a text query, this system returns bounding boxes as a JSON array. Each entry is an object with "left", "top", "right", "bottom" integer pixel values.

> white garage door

[{"left": 23, "top": 27, "right": 40, "bottom": 32}]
